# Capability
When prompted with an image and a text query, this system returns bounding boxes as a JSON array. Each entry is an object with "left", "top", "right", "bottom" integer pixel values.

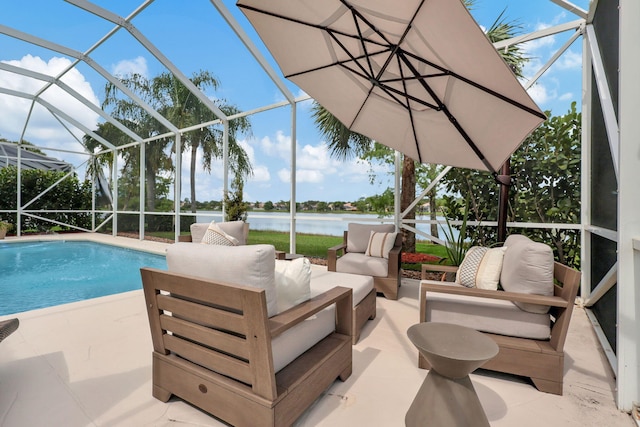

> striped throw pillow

[{"left": 365, "top": 231, "right": 397, "bottom": 259}]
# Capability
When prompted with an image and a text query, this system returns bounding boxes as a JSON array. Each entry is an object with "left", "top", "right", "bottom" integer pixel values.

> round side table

[{"left": 405, "top": 322, "right": 499, "bottom": 427}]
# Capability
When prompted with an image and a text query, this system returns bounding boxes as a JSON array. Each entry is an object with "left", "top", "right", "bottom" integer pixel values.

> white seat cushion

[
  {"left": 336, "top": 252, "right": 389, "bottom": 278},
  {"left": 271, "top": 305, "right": 335, "bottom": 372},
  {"left": 310, "top": 268, "right": 374, "bottom": 307},
  {"left": 421, "top": 280, "right": 551, "bottom": 340}
]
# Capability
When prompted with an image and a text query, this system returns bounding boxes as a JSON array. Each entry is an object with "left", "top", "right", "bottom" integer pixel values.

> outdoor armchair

[
  {"left": 141, "top": 243, "right": 353, "bottom": 427},
  {"left": 328, "top": 223, "right": 402, "bottom": 300}
]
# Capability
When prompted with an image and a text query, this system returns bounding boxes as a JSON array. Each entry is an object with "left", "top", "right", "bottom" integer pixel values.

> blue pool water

[{"left": 0, "top": 241, "right": 167, "bottom": 315}]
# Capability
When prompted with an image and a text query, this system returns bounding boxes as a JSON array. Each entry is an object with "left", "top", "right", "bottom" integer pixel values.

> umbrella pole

[{"left": 497, "top": 160, "right": 511, "bottom": 243}]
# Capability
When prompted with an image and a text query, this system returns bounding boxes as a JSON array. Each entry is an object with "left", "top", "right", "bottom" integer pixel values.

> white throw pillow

[
  {"left": 274, "top": 257, "right": 311, "bottom": 314},
  {"left": 455, "top": 246, "right": 489, "bottom": 287},
  {"left": 475, "top": 247, "right": 507, "bottom": 290},
  {"left": 201, "top": 221, "right": 239, "bottom": 246},
  {"left": 364, "top": 231, "right": 397, "bottom": 259}
]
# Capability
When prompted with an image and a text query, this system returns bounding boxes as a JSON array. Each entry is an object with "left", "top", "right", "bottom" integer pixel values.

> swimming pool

[{"left": 0, "top": 240, "right": 167, "bottom": 315}]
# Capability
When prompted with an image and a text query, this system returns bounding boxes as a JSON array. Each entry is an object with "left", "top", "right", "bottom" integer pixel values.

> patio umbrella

[{"left": 237, "top": 0, "right": 546, "bottom": 234}]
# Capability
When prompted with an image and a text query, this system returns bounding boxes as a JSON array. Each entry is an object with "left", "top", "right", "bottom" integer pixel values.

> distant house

[{"left": 0, "top": 143, "right": 72, "bottom": 172}]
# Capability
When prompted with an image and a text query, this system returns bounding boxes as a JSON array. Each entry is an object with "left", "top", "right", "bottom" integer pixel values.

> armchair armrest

[
  {"left": 421, "top": 282, "right": 569, "bottom": 309},
  {"left": 421, "top": 263, "right": 459, "bottom": 280},
  {"left": 387, "top": 243, "right": 402, "bottom": 273},
  {"left": 269, "top": 286, "right": 353, "bottom": 338},
  {"left": 327, "top": 242, "right": 347, "bottom": 271}
]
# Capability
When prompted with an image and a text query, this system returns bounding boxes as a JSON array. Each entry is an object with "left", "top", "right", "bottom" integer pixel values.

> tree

[
  {"left": 263, "top": 200, "right": 274, "bottom": 211},
  {"left": 316, "top": 201, "right": 329, "bottom": 212},
  {"left": 88, "top": 71, "right": 253, "bottom": 227},
  {"left": 441, "top": 104, "right": 582, "bottom": 267},
  {"left": 101, "top": 74, "right": 174, "bottom": 214},
  {"left": 511, "top": 103, "right": 581, "bottom": 266},
  {"left": 224, "top": 173, "right": 248, "bottom": 222},
  {"left": 369, "top": 188, "right": 395, "bottom": 217},
  {"left": 312, "top": 101, "right": 418, "bottom": 250},
  {"left": 415, "top": 163, "right": 444, "bottom": 239},
  {"left": 151, "top": 71, "right": 252, "bottom": 213},
  {"left": 0, "top": 166, "right": 92, "bottom": 231}
]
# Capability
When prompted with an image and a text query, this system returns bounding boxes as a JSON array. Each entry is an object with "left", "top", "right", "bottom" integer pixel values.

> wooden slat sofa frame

[
  {"left": 419, "top": 261, "right": 580, "bottom": 395},
  {"left": 141, "top": 267, "right": 353, "bottom": 427}
]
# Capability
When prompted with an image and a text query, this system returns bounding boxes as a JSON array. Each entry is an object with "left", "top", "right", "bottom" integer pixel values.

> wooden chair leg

[{"left": 153, "top": 385, "right": 172, "bottom": 402}]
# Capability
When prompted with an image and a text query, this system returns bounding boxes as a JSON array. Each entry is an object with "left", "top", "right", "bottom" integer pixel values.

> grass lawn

[{"left": 148, "top": 229, "right": 452, "bottom": 267}]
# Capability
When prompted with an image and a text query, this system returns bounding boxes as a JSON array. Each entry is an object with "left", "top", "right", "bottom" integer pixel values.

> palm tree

[
  {"left": 101, "top": 73, "right": 173, "bottom": 213},
  {"left": 150, "top": 71, "right": 252, "bottom": 213},
  {"left": 312, "top": 2, "right": 527, "bottom": 253},
  {"left": 93, "top": 71, "right": 252, "bottom": 214}
]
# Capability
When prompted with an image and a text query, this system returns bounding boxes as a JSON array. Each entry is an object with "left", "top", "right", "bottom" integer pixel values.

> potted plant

[
  {"left": 0, "top": 221, "right": 13, "bottom": 240},
  {"left": 440, "top": 197, "right": 471, "bottom": 267}
]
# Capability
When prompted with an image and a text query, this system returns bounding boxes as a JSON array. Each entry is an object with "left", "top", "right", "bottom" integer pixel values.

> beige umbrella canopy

[{"left": 237, "top": 0, "right": 545, "bottom": 174}]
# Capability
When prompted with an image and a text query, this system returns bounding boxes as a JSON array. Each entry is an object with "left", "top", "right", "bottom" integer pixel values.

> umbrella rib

[
  {"left": 349, "top": 8, "right": 376, "bottom": 79},
  {"left": 397, "top": 54, "right": 422, "bottom": 163},
  {"left": 285, "top": 46, "right": 389, "bottom": 80},
  {"left": 399, "top": 52, "right": 496, "bottom": 172},
  {"left": 340, "top": 0, "right": 426, "bottom": 83},
  {"left": 381, "top": 72, "right": 449, "bottom": 83},
  {"left": 237, "top": 4, "right": 389, "bottom": 49},
  {"left": 402, "top": 49, "right": 547, "bottom": 120}
]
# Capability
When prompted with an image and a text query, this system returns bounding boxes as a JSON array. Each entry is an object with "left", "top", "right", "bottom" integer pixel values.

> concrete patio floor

[{"left": 0, "top": 234, "right": 634, "bottom": 426}]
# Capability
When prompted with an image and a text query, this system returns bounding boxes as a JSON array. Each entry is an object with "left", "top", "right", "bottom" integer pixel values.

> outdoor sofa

[
  {"left": 418, "top": 234, "right": 581, "bottom": 395},
  {"left": 177, "top": 221, "right": 376, "bottom": 344}
]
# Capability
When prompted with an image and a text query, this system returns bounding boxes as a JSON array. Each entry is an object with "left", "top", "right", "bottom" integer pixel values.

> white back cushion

[
  {"left": 501, "top": 235, "right": 554, "bottom": 313},
  {"left": 190, "top": 221, "right": 247, "bottom": 245},
  {"left": 347, "top": 223, "right": 395, "bottom": 253},
  {"left": 166, "top": 242, "right": 278, "bottom": 317}
]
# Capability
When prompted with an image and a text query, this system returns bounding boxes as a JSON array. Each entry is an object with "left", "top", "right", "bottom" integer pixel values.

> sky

[{"left": 0, "top": 0, "right": 589, "bottom": 204}]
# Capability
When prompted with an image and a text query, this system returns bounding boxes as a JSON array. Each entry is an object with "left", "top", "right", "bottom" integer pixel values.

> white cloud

[
  {"left": 558, "top": 92, "right": 574, "bottom": 102},
  {"left": 277, "top": 167, "right": 324, "bottom": 184},
  {"left": 0, "top": 55, "right": 100, "bottom": 167},
  {"left": 250, "top": 165, "right": 271, "bottom": 182},
  {"left": 557, "top": 50, "right": 582, "bottom": 70},
  {"left": 297, "top": 143, "right": 338, "bottom": 173},
  {"left": 238, "top": 139, "right": 270, "bottom": 182},
  {"left": 111, "top": 56, "right": 148, "bottom": 78},
  {"left": 278, "top": 168, "right": 290, "bottom": 182},
  {"left": 522, "top": 32, "right": 555, "bottom": 54},
  {"left": 259, "top": 130, "right": 291, "bottom": 159},
  {"left": 297, "top": 169, "right": 325, "bottom": 183},
  {"left": 527, "top": 82, "right": 555, "bottom": 107}
]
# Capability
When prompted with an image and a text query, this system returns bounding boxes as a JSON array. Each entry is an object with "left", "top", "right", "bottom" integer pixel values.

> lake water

[{"left": 195, "top": 211, "right": 453, "bottom": 240}]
